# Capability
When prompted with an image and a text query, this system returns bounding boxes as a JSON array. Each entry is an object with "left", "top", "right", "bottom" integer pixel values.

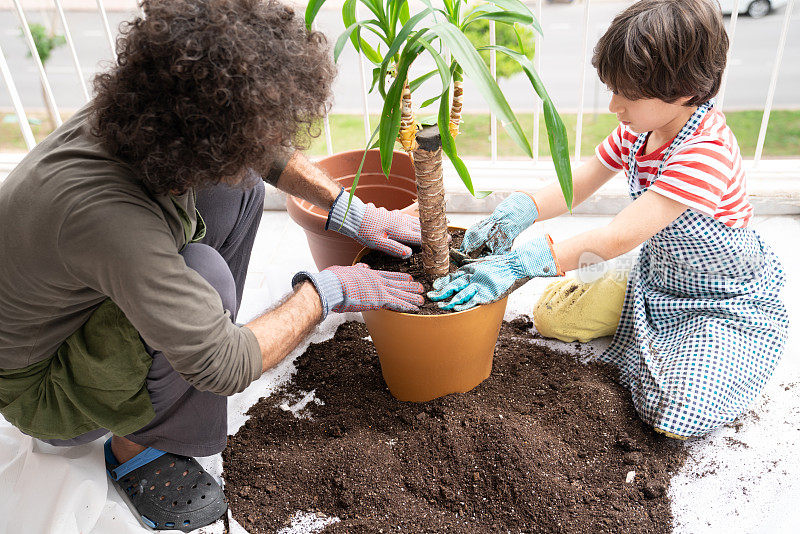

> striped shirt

[{"left": 595, "top": 108, "right": 752, "bottom": 228}]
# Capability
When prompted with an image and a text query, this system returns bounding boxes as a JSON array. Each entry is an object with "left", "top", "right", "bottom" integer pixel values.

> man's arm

[
  {"left": 552, "top": 190, "right": 687, "bottom": 272},
  {"left": 531, "top": 156, "right": 619, "bottom": 221},
  {"left": 243, "top": 280, "right": 323, "bottom": 373},
  {"left": 268, "top": 151, "right": 340, "bottom": 210}
]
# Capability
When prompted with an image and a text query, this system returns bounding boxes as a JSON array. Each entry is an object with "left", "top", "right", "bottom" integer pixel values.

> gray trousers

[{"left": 43, "top": 181, "right": 265, "bottom": 457}]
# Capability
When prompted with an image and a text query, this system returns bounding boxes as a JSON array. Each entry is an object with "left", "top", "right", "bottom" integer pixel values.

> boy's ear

[{"left": 678, "top": 96, "right": 694, "bottom": 106}]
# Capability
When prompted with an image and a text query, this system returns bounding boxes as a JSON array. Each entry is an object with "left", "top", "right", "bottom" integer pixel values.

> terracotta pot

[
  {"left": 286, "top": 149, "right": 418, "bottom": 270},
  {"left": 355, "top": 239, "right": 509, "bottom": 402}
]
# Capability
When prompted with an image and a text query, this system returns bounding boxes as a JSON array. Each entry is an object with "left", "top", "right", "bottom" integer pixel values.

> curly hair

[
  {"left": 591, "top": 0, "right": 728, "bottom": 107},
  {"left": 90, "top": 0, "right": 336, "bottom": 194}
]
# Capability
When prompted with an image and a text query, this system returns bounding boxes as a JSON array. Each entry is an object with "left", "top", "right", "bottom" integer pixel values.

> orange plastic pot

[
  {"left": 286, "top": 149, "right": 417, "bottom": 270},
  {"left": 355, "top": 241, "right": 509, "bottom": 402}
]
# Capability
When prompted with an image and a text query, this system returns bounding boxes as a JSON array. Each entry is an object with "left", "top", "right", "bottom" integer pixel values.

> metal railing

[{"left": 1, "top": 0, "right": 796, "bottom": 168}]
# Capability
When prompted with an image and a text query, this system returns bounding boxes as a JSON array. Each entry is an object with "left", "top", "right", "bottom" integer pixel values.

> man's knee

[{"left": 181, "top": 243, "right": 237, "bottom": 316}]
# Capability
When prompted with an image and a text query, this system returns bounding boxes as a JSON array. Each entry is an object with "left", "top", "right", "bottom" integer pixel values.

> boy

[{"left": 430, "top": 0, "right": 788, "bottom": 439}]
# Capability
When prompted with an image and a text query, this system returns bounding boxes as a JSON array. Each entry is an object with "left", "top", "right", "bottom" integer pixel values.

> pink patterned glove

[
  {"left": 327, "top": 189, "right": 422, "bottom": 258},
  {"left": 292, "top": 263, "right": 425, "bottom": 318}
]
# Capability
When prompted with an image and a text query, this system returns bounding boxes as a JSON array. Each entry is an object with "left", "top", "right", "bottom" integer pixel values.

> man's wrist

[
  {"left": 291, "top": 270, "right": 343, "bottom": 319},
  {"left": 326, "top": 190, "right": 365, "bottom": 238}
]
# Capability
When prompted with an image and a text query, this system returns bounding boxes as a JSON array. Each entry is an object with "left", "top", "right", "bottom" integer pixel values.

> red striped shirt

[{"left": 595, "top": 109, "right": 752, "bottom": 228}]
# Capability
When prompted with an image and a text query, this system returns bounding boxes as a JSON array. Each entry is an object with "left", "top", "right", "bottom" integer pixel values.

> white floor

[{"left": 1, "top": 211, "right": 798, "bottom": 534}]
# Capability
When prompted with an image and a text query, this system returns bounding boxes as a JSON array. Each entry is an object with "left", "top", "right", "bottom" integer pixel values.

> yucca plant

[{"left": 306, "top": 0, "right": 573, "bottom": 280}]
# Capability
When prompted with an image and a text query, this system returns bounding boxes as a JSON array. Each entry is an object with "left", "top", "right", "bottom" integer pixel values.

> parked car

[{"left": 718, "top": 0, "right": 788, "bottom": 18}]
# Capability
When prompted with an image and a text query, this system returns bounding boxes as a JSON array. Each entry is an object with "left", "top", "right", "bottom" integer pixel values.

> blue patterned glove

[
  {"left": 327, "top": 189, "right": 422, "bottom": 258},
  {"left": 461, "top": 192, "right": 539, "bottom": 256},
  {"left": 429, "top": 235, "right": 562, "bottom": 312}
]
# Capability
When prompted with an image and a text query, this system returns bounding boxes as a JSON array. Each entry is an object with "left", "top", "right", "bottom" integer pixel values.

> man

[{"left": 0, "top": 0, "right": 423, "bottom": 530}]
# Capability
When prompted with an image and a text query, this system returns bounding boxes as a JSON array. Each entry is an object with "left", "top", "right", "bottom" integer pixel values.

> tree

[{"left": 22, "top": 22, "right": 66, "bottom": 129}]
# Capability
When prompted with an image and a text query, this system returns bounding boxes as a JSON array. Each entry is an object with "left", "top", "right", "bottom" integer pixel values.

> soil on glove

[
  {"left": 223, "top": 319, "right": 687, "bottom": 533},
  {"left": 362, "top": 229, "right": 491, "bottom": 316}
]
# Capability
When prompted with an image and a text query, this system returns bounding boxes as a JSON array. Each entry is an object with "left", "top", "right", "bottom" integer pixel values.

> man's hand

[
  {"left": 429, "top": 235, "right": 562, "bottom": 312},
  {"left": 461, "top": 192, "right": 539, "bottom": 256},
  {"left": 327, "top": 189, "right": 422, "bottom": 258},
  {"left": 293, "top": 263, "right": 424, "bottom": 318}
]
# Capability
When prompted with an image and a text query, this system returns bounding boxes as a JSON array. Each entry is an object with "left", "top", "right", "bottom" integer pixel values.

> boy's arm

[
  {"left": 531, "top": 155, "right": 619, "bottom": 221},
  {"left": 552, "top": 190, "right": 687, "bottom": 272}
]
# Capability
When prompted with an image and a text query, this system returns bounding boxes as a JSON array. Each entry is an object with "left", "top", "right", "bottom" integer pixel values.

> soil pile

[{"left": 223, "top": 319, "right": 687, "bottom": 533}]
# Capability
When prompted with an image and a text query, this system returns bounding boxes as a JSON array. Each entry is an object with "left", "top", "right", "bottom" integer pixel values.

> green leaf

[
  {"left": 484, "top": 44, "right": 573, "bottom": 208},
  {"left": 370, "top": 67, "right": 382, "bottom": 93},
  {"left": 484, "top": 0, "right": 541, "bottom": 35},
  {"left": 429, "top": 21, "right": 532, "bottom": 159},
  {"left": 437, "top": 87, "right": 483, "bottom": 197},
  {"left": 343, "top": 125, "right": 382, "bottom": 222},
  {"left": 416, "top": 36, "right": 452, "bottom": 91},
  {"left": 334, "top": 22, "right": 361, "bottom": 62},
  {"left": 359, "top": 36, "right": 384, "bottom": 64},
  {"left": 399, "top": 1, "right": 411, "bottom": 24},
  {"left": 379, "top": 8, "right": 433, "bottom": 73},
  {"left": 466, "top": 10, "right": 535, "bottom": 28},
  {"left": 420, "top": 93, "right": 444, "bottom": 108},
  {"left": 543, "top": 99, "right": 573, "bottom": 210},
  {"left": 409, "top": 69, "right": 438, "bottom": 93},
  {"left": 305, "top": 0, "right": 327, "bottom": 29}
]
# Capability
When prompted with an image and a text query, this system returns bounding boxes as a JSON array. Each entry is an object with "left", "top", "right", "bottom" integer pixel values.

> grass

[{"left": 3, "top": 110, "right": 799, "bottom": 159}]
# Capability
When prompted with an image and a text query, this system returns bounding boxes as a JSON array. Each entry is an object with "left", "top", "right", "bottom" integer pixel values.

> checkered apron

[{"left": 599, "top": 102, "right": 789, "bottom": 438}]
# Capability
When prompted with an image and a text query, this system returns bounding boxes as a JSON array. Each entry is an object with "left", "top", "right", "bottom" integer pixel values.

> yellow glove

[{"left": 533, "top": 271, "right": 628, "bottom": 343}]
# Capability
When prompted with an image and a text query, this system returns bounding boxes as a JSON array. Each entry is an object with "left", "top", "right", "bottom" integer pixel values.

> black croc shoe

[{"left": 104, "top": 438, "right": 227, "bottom": 532}]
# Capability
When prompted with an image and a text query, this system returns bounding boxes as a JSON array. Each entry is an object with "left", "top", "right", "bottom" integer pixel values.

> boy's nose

[{"left": 608, "top": 94, "right": 623, "bottom": 114}]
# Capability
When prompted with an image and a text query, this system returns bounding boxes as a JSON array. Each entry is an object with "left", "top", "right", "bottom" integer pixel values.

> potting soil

[
  {"left": 361, "top": 229, "right": 493, "bottom": 316},
  {"left": 223, "top": 318, "right": 687, "bottom": 533}
]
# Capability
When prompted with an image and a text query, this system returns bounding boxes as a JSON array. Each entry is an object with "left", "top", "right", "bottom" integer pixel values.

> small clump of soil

[{"left": 223, "top": 319, "right": 687, "bottom": 533}]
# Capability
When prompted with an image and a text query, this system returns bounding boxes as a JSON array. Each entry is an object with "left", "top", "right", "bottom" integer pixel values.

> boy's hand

[
  {"left": 293, "top": 264, "right": 425, "bottom": 318},
  {"left": 327, "top": 189, "right": 422, "bottom": 258},
  {"left": 461, "top": 192, "right": 539, "bottom": 256},
  {"left": 430, "top": 236, "right": 562, "bottom": 312}
]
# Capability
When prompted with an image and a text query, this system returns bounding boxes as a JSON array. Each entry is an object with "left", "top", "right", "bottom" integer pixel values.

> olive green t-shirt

[{"left": 0, "top": 106, "right": 262, "bottom": 396}]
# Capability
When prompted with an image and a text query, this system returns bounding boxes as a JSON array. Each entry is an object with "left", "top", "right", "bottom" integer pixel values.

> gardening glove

[
  {"left": 429, "top": 235, "right": 563, "bottom": 312},
  {"left": 327, "top": 188, "right": 422, "bottom": 258},
  {"left": 533, "top": 270, "right": 628, "bottom": 343},
  {"left": 461, "top": 192, "right": 539, "bottom": 256},
  {"left": 293, "top": 263, "right": 425, "bottom": 319}
]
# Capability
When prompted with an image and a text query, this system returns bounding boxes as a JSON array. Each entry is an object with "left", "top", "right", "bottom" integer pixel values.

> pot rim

[{"left": 354, "top": 226, "right": 508, "bottom": 318}]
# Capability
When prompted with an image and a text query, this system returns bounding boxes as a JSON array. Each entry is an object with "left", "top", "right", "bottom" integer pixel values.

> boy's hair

[
  {"left": 591, "top": 0, "right": 728, "bottom": 106},
  {"left": 90, "top": 0, "right": 335, "bottom": 195}
]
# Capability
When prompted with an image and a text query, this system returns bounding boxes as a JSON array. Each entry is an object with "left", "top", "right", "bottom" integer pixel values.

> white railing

[{"left": 1, "top": 0, "right": 796, "bottom": 171}]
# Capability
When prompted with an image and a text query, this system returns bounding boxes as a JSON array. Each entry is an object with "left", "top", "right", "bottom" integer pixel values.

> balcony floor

[{"left": 1, "top": 211, "right": 799, "bottom": 533}]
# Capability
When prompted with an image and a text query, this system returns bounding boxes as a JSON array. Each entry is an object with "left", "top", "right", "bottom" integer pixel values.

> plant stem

[
  {"left": 399, "top": 79, "right": 418, "bottom": 155},
  {"left": 413, "top": 126, "right": 449, "bottom": 280},
  {"left": 449, "top": 64, "right": 463, "bottom": 138}
]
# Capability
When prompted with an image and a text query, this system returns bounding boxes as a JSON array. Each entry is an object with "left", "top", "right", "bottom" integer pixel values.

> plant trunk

[
  {"left": 413, "top": 125, "right": 449, "bottom": 280},
  {"left": 449, "top": 65, "right": 463, "bottom": 138},
  {"left": 399, "top": 79, "right": 418, "bottom": 154}
]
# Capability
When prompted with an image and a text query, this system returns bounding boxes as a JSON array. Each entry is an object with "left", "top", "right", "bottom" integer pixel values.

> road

[{"left": 0, "top": 1, "right": 798, "bottom": 117}]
